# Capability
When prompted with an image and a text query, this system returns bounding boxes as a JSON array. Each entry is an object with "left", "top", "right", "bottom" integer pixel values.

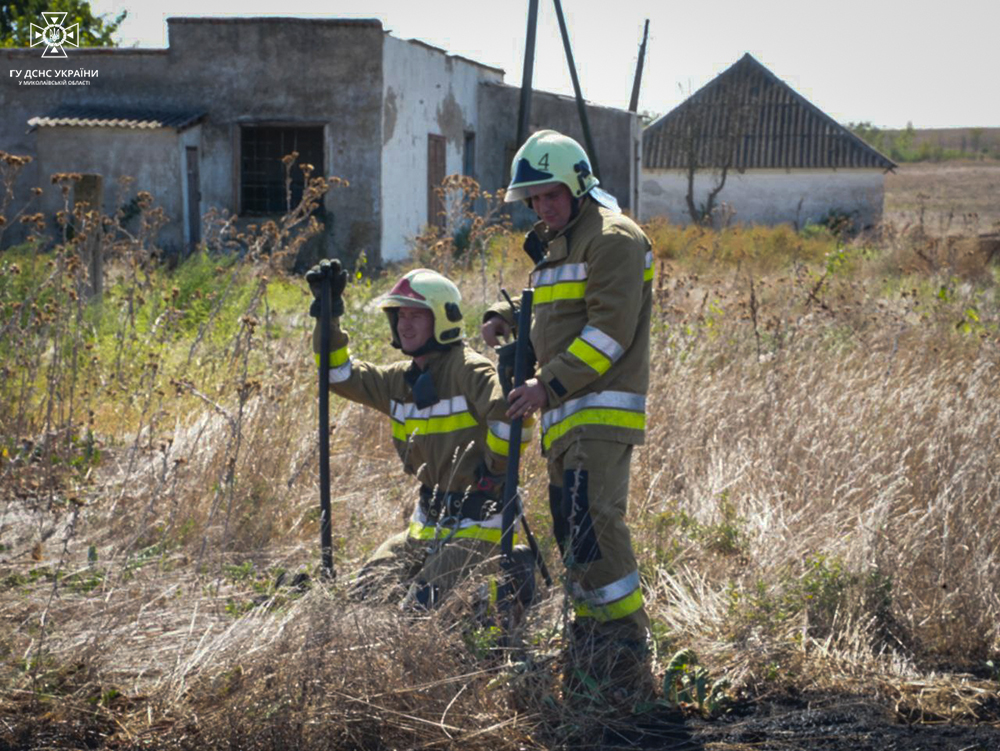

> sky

[{"left": 88, "top": 0, "right": 1000, "bottom": 130}]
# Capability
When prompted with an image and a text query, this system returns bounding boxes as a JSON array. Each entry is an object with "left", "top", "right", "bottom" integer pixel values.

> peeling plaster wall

[
  {"left": 640, "top": 169, "right": 887, "bottom": 228},
  {"left": 380, "top": 36, "right": 502, "bottom": 262}
]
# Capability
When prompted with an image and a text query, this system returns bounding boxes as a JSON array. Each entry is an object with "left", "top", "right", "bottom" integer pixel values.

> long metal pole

[
  {"left": 500, "top": 289, "right": 534, "bottom": 560},
  {"left": 318, "top": 281, "right": 334, "bottom": 579},
  {"left": 552, "top": 0, "right": 600, "bottom": 179},
  {"left": 516, "top": 0, "right": 539, "bottom": 149},
  {"left": 629, "top": 19, "right": 649, "bottom": 113}
]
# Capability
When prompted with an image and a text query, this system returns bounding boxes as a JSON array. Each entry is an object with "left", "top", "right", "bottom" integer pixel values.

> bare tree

[{"left": 676, "top": 73, "right": 758, "bottom": 226}]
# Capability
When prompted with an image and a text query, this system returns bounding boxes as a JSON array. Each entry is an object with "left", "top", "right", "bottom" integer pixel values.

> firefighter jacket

[
  {"left": 487, "top": 196, "right": 653, "bottom": 457},
  {"left": 313, "top": 317, "right": 529, "bottom": 544}
]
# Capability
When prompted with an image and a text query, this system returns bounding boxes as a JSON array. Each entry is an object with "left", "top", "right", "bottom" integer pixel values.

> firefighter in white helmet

[
  {"left": 308, "top": 262, "right": 533, "bottom": 611},
  {"left": 483, "top": 129, "right": 654, "bottom": 701}
]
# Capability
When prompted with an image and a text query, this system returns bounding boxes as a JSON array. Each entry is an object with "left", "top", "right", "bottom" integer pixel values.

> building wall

[
  {"left": 477, "top": 83, "right": 640, "bottom": 228},
  {"left": 380, "top": 37, "right": 503, "bottom": 263},
  {"left": 0, "top": 18, "right": 384, "bottom": 262},
  {"left": 35, "top": 126, "right": 184, "bottom": 242},
  {"left": 2, "top": 19, "right": 644, "bottom": 264},
  {"left": 0, "top": 50, "right": 170, "bottom": 247},
  {"left": 639, "top": 169, "right": 886, "bottom": 228}
]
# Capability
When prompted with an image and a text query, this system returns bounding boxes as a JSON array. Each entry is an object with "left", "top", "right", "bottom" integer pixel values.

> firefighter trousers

[{"left": 547, "top": 438, "right": 650, "bottom": 643}]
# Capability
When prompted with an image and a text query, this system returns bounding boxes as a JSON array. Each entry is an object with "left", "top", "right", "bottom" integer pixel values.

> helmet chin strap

[{"left": 569, "top": 195, "right": 581, "bottom": 221}]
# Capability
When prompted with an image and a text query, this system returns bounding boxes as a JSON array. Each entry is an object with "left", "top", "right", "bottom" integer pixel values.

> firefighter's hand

[
  {"left": 507, "top": 378, "right": 548, "bottom": 420},
  {"left": 482, "top": 315, "right": 513, "bottom": 347},
  {"left": 306, "top": 259, "right": 347, "bottom": 318}
]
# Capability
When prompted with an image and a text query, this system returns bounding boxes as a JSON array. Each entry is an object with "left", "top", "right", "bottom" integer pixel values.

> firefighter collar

[
  {"left": 403, "top": 346, "right": 457, "bottom": 409},
  {"left": 404, "top": 362, "right": 439, "bottom": 409}
]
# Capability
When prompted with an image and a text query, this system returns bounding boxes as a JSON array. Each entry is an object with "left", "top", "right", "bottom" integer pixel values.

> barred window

[{"left": 240, "top": 125, "right": 324, "bottom": 215}]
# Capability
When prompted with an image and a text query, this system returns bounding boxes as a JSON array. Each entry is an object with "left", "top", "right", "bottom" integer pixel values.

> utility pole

[
  {"left": 516, "top": 0, "right": 539, "bottom": 149},
  {"left": 629, "top": 19, "right": 649, "bottom": 113},
  {"left": 552, "top": 0, "right": 600, "bottom": 179}
]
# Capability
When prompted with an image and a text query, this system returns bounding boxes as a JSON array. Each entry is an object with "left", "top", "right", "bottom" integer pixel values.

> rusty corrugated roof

[
  {"left": 28, "top": 105, "right": 205, "bottom": 132},
  {"left": 643, "top": 54, "right": 895, "bottom": 171}
]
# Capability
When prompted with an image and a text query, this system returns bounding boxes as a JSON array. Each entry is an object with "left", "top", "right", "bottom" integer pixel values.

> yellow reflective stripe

[
  {"left": 314, "top": 345, "right": 350, "bottom": 368},
  {"left": 407, "top": 520, "right": 512, "bottom": 545},
  {"left": 574, "top": 587, "right": 644, "bottom": 622},
  {"left": 542, "top": 408, "right": 645, "bottom": 451},
  {"left": 534, "top": 281, "right": 586, "bottom": 304},
  {"left": 456, "top": 526, "right": 513, "bottom": 543},
  {"left": 567, "top": 337, "right": 613, "bottom": 375},
  {"left": 391, "top": 412, "right": 478, "bottom": 441},
  {"left": 644, "top": 266, "right": 654, "bottom": 282},
  {"left": 486, "top": 430, "right": 509, "bottom": 456},
  {"left": 407, "top": 521, "right": 437, "bottom": 540},
  {"left": 486, "top": 431, "right": 531, "bottom": 457}
]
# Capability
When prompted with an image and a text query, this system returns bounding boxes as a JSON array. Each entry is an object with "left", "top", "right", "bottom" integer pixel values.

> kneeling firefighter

[{"left": 308, "top": 261, "right": 535, "bottom": 612}]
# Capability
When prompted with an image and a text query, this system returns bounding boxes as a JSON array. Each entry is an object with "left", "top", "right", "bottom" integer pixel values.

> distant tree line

[{"left": 848, "top": 122, "right": 1000, "bottom": 163}]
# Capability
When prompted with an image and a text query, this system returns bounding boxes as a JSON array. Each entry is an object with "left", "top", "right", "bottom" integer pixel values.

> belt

[{"left": 419, "top": 485, "right": 501, "bottom": 524}]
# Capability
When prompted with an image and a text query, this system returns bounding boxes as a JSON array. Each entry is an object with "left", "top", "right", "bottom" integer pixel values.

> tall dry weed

[{"left": 637, "top": 254, "right": 1000, "bottom": 691}]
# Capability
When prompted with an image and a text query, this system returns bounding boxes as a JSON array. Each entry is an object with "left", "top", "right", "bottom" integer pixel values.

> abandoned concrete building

[
  {"left": 640, "top": 53, "right": 895, "bottom": 229},
  {"left": 0, "top": 17, "right": 641, "bottom": 265}
]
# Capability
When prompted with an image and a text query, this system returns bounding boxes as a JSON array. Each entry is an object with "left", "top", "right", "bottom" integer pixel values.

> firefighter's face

[
  {"left": 397, "top": 306, "right": 435, "bottom": 352},
  {"left": 528, "top": 182, "right": 573, "bottom": 231}
]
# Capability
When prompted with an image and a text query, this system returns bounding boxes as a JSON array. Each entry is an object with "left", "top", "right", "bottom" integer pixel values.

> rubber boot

[{"left": 562, "top": 619, "right": 655, "bottom": 710}]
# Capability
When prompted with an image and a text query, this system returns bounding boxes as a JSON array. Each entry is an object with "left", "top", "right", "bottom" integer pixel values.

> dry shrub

[{"left": 410, "top": 175, "right": 511, "bottom": 305}]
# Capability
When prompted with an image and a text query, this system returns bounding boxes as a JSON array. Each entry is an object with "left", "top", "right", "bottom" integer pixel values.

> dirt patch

[
  {"left": 572, "top": 692, "right": 1000, "bottom": 750},
  {"left": 693, "top": 692, "right": 1000, "bottom": 751},
  {"left": 897, "top": 232, "right": 1000, "bottom": 281}
]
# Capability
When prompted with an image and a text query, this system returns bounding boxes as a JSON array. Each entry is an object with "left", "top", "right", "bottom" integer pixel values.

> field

[
  {"left": 884, "top": 160, "right": 1000, "bottom": 232},
  {"left": 1, "top": 160, "right": 999, "bottom": 750}
]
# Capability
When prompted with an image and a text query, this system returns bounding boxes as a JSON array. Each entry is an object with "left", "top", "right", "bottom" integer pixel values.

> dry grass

[{"left": 1, "top": 167, "right": 999, "bottom": 748}]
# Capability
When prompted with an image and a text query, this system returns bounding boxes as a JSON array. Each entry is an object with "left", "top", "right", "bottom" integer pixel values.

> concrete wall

[
  {"left": 477, "top": 82, "right": 640, "bottom": 228},
  {"left": 380, "top": 37, "right": 502, "bottom": 263},
  {"left": 639, "top": 168, "right": 887, "bottom": 228},
  {"left": 1, "top": 18, "right": 384, "bottom": 262},
  {"left": 1, "top": 50, "right": 169, "bottom": 247},
  {"left": 35, "top": 126, "right": 185, "bottom": 245}
]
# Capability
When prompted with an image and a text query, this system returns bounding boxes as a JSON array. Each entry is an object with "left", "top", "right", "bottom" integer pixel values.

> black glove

[{"left": 306, "top": 258, "right": 347, "bottom": 318}]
